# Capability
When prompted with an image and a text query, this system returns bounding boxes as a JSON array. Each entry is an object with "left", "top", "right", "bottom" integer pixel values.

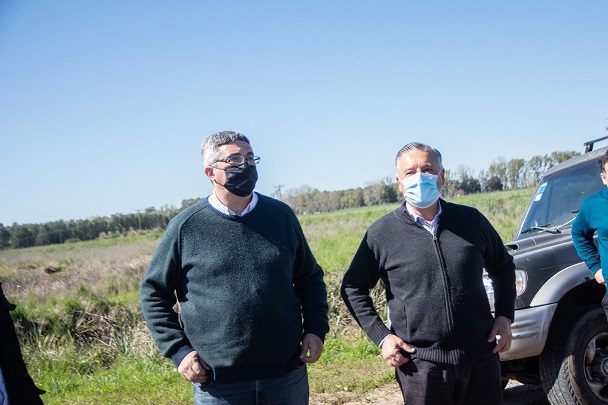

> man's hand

[
  {"left": 381, "top": 334, "right": 416, "bottom": 367},
  {"left": 178, "top": 351, "right": 210, "bottom": 383},
  {"left": 300, "top": 333, "right": 324, "bottom": 363},
  {"left": 488, "top": 316, "right": 512, "bottom": 353},
  {"left": 594, "top": 269, "right": 605, "bottom": 285}
]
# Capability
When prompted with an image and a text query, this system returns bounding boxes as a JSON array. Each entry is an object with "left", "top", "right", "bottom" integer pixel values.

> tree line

[
  {"left": 443, "top": 151, "right": 579, "bottom": 196},
  {"left": 282, "top": 151, "right": 579, "bottom": 214},
  {"left": 0, "top": 200, "right": 200, "bottom": 250},
  {"left": 1, "top": 151, "right": 578, "bottom": 249},
  {"left": 282, "top": 180, "right": 399, "bottom": 214}
]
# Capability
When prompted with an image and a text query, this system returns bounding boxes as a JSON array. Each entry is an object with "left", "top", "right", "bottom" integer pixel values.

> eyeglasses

[{"left": 213, "top": 154, "right": 261, "bottom": 167}]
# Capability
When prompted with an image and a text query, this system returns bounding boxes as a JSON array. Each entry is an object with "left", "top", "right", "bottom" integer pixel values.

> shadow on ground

[{"left": 503, "top": 383, "right": 549, "bottom": 405}]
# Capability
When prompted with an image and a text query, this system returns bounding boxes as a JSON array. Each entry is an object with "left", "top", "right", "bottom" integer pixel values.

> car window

[{"left": 518, "top": 160, "right": 604, "bottom": 238}]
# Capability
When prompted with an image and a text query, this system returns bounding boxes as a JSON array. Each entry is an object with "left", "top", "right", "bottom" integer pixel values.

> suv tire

[{"left": 539, "top": 305, "right": 608, "bottom": 404}]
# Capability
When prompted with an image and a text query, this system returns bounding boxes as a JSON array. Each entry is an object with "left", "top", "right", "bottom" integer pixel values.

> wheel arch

[
  {"left": 547, "top": 280, "right": 604, "bottom": 336},
  {"left": 530, "top": 262, "right": 598, "bottom": 307}
]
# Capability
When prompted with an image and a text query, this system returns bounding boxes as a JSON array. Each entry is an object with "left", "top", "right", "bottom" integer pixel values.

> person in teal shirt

[{"left": 572, "top": 150, "right": 608, "bottom": 320}]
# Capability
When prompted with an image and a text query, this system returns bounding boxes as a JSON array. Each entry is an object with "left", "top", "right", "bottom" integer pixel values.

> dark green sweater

[{"left": 140, "top": 194, "right": 329, "bottom": 383}]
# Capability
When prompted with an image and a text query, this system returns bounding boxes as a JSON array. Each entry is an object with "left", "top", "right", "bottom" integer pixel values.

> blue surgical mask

[{"left": 400, "top": 173, "right": 441, "bottom": 208}]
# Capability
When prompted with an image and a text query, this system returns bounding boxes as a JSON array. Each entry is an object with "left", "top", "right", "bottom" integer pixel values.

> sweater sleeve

[
  {"left": 341, "top": 233, "right": 391, "bottom": 346},
  {"left": 479, "top": 212, "right": 516, "bottom": 322},
  {"left": 572, "top": 206, "right": 601, "bottom": 274},
  {"left": 291, "top": 213, "right": 330, "bottom": 341},
  {"left": 140, "top": 221, "right": 193, "bottom": 366}
]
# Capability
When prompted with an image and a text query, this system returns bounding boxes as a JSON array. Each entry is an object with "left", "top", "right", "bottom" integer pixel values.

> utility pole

[
  {"left": 273, "top": 184, "right": 284, "bottom": 201},
  {"left": 136, "top": 210, "right": 142, "bottom": 230}
]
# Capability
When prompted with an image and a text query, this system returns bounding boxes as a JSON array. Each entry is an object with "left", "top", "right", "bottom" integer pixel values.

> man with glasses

[{"left": 141, "top": 131, "right": 329, "bottom": 404}]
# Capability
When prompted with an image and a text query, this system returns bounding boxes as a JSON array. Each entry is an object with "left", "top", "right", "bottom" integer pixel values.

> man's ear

[
  {"left": 396, "top": 175, "right": 404, "bottom": 195},
  {"left": 601, "top": 171, "right": 608, "bottom": 187},
  {"left": 204, "top": 166, "right": 215, "bottom": 181},
  {"left": 437, "top": 169, "right": 446, "bottom": 190}
]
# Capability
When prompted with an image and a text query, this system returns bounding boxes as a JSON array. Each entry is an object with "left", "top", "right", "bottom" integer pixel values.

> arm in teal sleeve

[{"left": 572, "top": 210, "right": 601, "bottom": 274}]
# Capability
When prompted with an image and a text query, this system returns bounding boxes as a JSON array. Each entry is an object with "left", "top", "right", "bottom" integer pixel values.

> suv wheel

[{"left": 540, "top": 306, "right": 608, "bottom": 404}]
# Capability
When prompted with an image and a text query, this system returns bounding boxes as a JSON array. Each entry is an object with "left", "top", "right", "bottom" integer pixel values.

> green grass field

[{"left": 1, "top": 189, "right": 533, "bottom": 404}]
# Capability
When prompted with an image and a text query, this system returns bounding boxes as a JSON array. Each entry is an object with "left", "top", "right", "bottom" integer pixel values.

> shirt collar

[
  {"left": 405, "top": 200, "right": 442, "bottom": 232},
  {"left": 208, "top": 192, "right": 258, "bottom": 216}
]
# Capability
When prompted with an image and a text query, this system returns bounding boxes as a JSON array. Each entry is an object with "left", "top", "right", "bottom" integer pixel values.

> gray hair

[
  {"left": 201, "top": 131, "right": 250, "bottom": 166},
  {"left": 395, "top": 142, "right": 443, "bottom": 169}
]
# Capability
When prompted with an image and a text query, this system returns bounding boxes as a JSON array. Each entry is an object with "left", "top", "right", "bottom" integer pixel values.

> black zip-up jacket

[{"left": 341, "top": 200, "right": 515, "bottom": 365}]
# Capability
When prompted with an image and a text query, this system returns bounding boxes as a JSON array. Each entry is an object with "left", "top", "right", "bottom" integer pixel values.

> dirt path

[
  {"left": 311, "top": 384, "right": 403, "bottom": 405},
  {"left": 311, "top": 380, "right": 549, "bottom": 405}
]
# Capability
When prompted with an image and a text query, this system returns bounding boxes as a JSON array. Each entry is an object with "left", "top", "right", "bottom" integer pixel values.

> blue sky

[{"left": 1, "top": 1, "right": 607, "bottom": 225}]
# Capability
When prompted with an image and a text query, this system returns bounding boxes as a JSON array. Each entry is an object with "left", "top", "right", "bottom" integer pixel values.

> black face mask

[{"left": 222, "top": 164, "right": 258, "bottom": 197}]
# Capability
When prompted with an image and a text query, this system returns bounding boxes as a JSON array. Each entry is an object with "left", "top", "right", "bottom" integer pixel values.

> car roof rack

[{"left": 584, "top": 135, "right": 608, "bottom": 152}]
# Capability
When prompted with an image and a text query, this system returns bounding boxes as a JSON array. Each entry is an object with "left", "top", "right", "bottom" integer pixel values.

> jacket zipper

[
  {"left": 403, "top": 209, "right": 455, "bottom": 338},
  {"left": 433, "top": 234, "right": 455, "bottom": 336}
]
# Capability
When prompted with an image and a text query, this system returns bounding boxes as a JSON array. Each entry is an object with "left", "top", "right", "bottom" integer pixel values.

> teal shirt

[
  {"left": 572, "top": 188, "right": 608, "bottom": 291},
  {"left": 140, "top": 194, "right": 329, "bottom": 383}
]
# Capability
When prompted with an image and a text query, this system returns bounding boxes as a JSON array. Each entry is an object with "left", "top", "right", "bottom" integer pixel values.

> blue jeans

[
  {"left": 193, "top": 365, "right": 308, "bottom": 405},
  {"left": 0, "top": 366, "right": 7, "bottom": 405}
]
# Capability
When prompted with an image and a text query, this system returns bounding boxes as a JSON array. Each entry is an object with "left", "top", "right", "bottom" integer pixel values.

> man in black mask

[{"left": 141, "top": 131, "right": 329, "bottom": 404}]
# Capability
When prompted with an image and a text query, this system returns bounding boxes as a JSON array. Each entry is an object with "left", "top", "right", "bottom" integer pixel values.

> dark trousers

[{"left": 396, "top": 351, "right": 502, "bottom": 405}]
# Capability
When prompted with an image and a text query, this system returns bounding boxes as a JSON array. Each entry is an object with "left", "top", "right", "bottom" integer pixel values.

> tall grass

[
  {"left": 0, "top": 188, "right": 533, "bottom": 404},
  {"left": 453, "top": 188, "right": 533, "bottom": 242}
]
